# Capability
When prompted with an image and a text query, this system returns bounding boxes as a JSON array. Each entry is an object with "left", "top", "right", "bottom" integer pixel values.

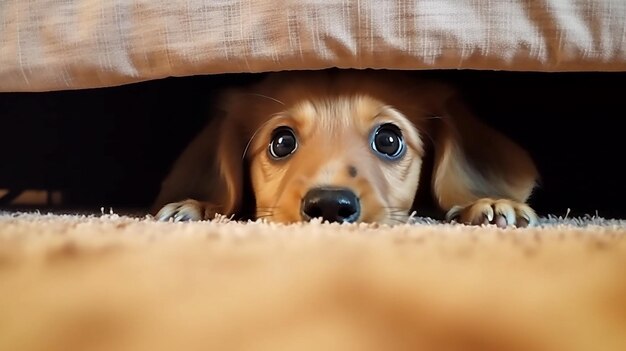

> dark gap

[{"left": 0, "top": 69, "right": 624, "bottom": 219}]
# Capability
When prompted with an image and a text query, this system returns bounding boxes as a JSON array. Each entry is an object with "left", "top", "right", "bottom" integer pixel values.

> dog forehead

[{"left": 290, "top": 95, "right": 383, "bottom": 133}]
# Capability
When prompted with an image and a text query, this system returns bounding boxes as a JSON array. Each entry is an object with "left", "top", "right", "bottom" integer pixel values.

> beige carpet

[{"left": 1, "top": 212, "right": 625, "bottom": 351}]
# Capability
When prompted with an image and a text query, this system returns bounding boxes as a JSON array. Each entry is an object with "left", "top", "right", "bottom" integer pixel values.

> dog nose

[{"left": 301, "top": 187, "right": 360, "bottom": 223}]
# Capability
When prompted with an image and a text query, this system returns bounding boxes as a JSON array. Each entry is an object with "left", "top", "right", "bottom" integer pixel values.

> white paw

[
  {"left": 446, "top": 198, "right": 537, "bottom": 228},
  {"left": 156, "top": 200, "right": 205, "bottom": 222}
]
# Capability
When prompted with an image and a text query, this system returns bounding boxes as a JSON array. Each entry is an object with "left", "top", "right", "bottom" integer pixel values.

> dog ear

[
  {"left": 214, "top": 115, "right": 246, "bottom": 214},
  {"left": 429, "top": 94, "right": 539, "bottom": 211},
  {"left": 150, "top": 110, "right": 246, "bottom": 218}
]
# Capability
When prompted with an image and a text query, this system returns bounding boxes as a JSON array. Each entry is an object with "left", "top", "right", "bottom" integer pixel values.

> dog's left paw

[
  {"left": 156, "top": 199, "right": 207, "bottom": 222},
  {"left": 445, "top": 198, "right": 537, "bottom": 228}
]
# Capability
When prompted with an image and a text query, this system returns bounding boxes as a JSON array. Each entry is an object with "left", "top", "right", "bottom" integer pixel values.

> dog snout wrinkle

[{"left": 301, "top": 187, "right": 360, "bottom": 223}]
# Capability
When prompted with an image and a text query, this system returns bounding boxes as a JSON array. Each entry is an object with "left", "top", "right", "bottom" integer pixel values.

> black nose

[{"left": 301, "top": 187, "right": 360, "bottom": 223}]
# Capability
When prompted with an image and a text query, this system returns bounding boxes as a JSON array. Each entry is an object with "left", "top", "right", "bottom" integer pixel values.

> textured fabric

[
  {"left": 0, "top": 212, "right": 625, "bottom": 351},
  {"left": 1, "top": 0, "right": 626, "bottom": 92}
]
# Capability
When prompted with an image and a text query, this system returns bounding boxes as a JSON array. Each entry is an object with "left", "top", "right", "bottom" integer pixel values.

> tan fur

[{"left": 153, "top": 70, "right": 539, "bottom": 227}]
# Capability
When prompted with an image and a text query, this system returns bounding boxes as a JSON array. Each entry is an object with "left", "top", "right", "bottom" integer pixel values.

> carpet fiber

[{"left": 1, "top": 212, "right": 625, "bottom": 351}]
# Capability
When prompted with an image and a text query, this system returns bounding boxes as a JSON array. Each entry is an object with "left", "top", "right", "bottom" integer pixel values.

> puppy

[{"left": 152, "top": 70, "right": 539, "bottom": 227}]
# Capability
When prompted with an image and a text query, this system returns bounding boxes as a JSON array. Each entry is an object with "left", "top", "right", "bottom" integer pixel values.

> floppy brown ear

[
  {"left": 150, "top": 112, "right": 245, "bottom": 218},
  {"left": 429, "top": 94, "right": 539, "bottom": 211}
]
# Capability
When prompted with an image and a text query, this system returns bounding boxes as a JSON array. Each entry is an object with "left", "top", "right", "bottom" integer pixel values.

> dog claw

[
  {"left": 446, "top": 198, "right": 537, "bottom": 228},
  {"left": 156, "top": 200, "right": 205, "bottom": 222}
]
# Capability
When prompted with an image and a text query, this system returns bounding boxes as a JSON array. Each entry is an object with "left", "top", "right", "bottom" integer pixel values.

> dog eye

[
  {"left": 371, "top": 124, "right": 405, "bottom": 159},
  {"left": 269, "top": 127, "right": 298, "bottom": 159}
]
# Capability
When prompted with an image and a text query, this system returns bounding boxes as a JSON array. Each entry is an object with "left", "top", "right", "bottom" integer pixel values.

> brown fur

[{"left": 153, "top": 70, "right": 538, "bottom": 226}]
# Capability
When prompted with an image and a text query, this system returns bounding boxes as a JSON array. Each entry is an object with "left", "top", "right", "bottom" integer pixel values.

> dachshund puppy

[{"left": 153, "top": 70, "right": 538, "bottom": 227}]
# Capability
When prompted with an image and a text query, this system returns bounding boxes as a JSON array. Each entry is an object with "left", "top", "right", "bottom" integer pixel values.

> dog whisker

[
  {"left": 423, "top": 115, "right": 449, "bottom": 121},
  {"left": 241, "top": 113, "right": 292, "bottom": 160},
  {"left": 386, "top": 216, "right": 411, "bottom": 225},
  {"left": 387, "top": 212, "right": 410, "bottom": 218},
  {"left": 387, "top": 213, "right": 410, "bottom": 218},
  {"left": 386, "top": 210, "right": 412, "bottom": 225},
  {"left": 384, "top": 207, "right": 411, "bottom": 213},
  {"left": 245, "top": 93, "right": 286, "bottom": 106},
  {"left": 255, "top": 206, "right": 283, "bottom": 221},
  {"left": 241, "top": 118, "right": 281, "bottom": 160},
  {"left": 388, "top": 209, "right": 409, "bottom": 213}
]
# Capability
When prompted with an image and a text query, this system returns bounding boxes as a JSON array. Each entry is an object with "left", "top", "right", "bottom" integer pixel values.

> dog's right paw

[
  {"left": 445, "top": 198, "right": 538, "bottom": 228},
  {"left": 156, "top": 199, "right": 207, "bottom": 222}
]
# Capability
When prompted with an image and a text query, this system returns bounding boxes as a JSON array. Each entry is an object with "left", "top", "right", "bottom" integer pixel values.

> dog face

[
  {"left": 153, "top": 69, "right": 539, "bottom": 225},
  {"left": 246, "top": 95, "right": 424, "bottom": 224}
]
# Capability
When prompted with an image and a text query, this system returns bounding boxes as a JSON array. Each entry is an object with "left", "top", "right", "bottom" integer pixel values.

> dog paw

[
  {"left": 445, "top": 198, "right": 537, "bottom": 228},
  {"left": 156, "top": 199, "right": 207, "bottom": 222}
]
